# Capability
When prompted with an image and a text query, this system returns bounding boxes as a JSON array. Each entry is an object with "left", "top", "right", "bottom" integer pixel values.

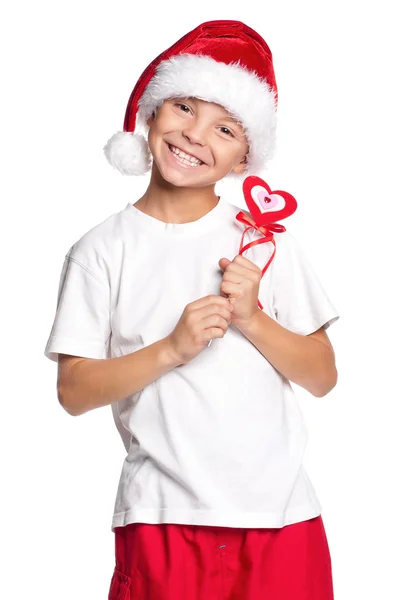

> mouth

[{"left": 166, "top": 143, "right": 206, "bottom": 168}]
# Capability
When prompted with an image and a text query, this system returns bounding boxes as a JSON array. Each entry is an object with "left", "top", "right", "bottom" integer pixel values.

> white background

[{"left": 2, "top": 1, "right": 397, "bottom": 598}]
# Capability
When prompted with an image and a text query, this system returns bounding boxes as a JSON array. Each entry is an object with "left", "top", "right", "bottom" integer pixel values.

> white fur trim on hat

[
  {"left": 137, "top": 54, "right": 278, "bottom": 176},
  {"left": 103, "top": 131, "right": 151, "bottom": 176},
  {"left": 104, "top": 54, "right": 277, "bottom": 177}
]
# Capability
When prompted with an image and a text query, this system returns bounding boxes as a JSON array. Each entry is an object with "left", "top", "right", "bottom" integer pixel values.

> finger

[
  {"left": 232, "top": 255, "right": 262, "bottom": 274},
  {"left": 191, "top": 294, "right": 231, "bottom": 311},
  {"left": 224, "top": 263, "right": 261, "bottom": 283},
  {"left": 220, "top": 281, "right": 242, "bottom": 297},
  {"left": 222, "top": 270, "right": 243, "bottom": 284}
]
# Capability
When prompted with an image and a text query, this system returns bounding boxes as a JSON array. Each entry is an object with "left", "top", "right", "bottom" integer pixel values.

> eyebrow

[{"left": 223, "top": 115, "right": 241, "bottom": 124}]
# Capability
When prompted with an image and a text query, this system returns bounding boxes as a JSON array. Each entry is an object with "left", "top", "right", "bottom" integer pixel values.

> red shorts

[{"left": 109, "top": 515, "right": 334, "bottom": 599}]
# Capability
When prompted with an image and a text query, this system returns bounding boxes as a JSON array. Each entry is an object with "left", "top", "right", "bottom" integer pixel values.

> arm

[
  {"left": 234, "top": 309, "right": 338, "bottom": 398},
  {"left": 57, "top": 293, "right": 234, "bottom": 417},
  {"left": 57, "top": 337, "right": 181, "bottom": 417}
]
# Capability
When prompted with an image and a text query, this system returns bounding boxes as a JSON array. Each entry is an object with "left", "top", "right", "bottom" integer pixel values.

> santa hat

[{"left": 103, "top": 20, "right": 278, "bottom": 178}]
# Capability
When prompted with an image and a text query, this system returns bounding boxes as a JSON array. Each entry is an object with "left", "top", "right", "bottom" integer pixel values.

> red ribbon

[{"left": 235, "top": 211, "right": 286, "bottom": 310}]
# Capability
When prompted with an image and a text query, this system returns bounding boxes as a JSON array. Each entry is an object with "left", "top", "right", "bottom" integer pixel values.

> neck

[{"left": 134, "top": 162, "right": 220, "bottom": 224}]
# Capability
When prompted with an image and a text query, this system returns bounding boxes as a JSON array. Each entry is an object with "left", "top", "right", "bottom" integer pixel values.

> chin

[
  {"left": 167, "top": 173, "right": 207, "bottom": 188},
  {"left": 154, "top": 161, "right": 190, "bottom": 186}
]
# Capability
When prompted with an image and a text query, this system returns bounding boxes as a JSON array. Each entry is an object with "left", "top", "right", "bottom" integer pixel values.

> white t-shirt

[{"left": 44, "top": 196, "right": 339, "bottom": 532}]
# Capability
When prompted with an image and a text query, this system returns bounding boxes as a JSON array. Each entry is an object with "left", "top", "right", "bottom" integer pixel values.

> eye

[
  {"left": 175, "top": 103, "right": 191, "bottom": 114},
  {"left": 219, "top": 127, "right": 234, "bottom": 137}
]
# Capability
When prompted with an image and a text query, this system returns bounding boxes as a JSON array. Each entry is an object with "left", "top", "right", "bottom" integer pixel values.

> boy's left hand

[{"left": 218, "top": 256, "right": 262, "bottom": 325}]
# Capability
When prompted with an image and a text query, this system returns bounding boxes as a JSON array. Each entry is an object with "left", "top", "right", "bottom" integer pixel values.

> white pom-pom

[{"left": 103, "top": 131, "right": 151, "bottom": 175}]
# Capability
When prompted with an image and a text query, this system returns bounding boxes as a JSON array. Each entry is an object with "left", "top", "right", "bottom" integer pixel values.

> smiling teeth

[{"left": 170, "top": 145, "right": 203, "bottom": 166}]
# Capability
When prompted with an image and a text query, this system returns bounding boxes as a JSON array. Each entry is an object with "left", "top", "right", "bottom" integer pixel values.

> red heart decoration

[{"left": 243, "top": 176, "right": 297, "bottom": 226}]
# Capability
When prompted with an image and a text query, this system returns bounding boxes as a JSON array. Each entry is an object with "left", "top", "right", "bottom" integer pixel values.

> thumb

[{"left": 219, "top": 257, "right": 231, "bottom": 271}]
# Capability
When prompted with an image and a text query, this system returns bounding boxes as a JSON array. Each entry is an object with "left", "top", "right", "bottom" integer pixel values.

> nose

[{"left": 182, "top": 120, "right": 207, "bottom": 146}]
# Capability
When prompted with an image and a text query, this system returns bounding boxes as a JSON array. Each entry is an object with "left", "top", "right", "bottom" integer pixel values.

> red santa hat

[{"left": 103, "top": 20, "right": 278, "bottom": 178}]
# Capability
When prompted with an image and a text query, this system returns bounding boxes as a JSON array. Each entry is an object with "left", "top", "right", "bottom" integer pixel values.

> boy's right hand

[{"left": 165, "top": 295, "right": 234, "bottom": 366}]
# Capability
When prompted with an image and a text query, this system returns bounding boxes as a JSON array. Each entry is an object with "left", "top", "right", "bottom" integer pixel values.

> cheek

[
  {"left": 147, "top": 113, "right": 174, "bottom": 144},
  {"left": 219, "top": 145, "right": 247, "bottom": 167},
  {"left": 147, "top": 122, "right": 163, "bottom": 150}
]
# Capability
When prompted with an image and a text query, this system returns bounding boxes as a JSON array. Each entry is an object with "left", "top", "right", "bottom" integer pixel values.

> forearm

[
  {"left": 234, "top": 309, "right": 337, "bottom": 397},
  {"left": 60, "top": 337, "right": 181, "bottom": 416}
]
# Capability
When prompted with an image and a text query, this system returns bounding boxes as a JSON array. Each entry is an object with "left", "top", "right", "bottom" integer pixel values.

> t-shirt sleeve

[
  {"left": 44, "top": 254, "right": 111, "bottom": 362},
  {"left": 270, "top": 231, "right": 340, "bottom": 335}
]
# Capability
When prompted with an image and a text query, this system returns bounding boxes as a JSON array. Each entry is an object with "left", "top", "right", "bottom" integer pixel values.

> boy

[{"left": 44, "top": 20, "right": 339, "bottom": 599}]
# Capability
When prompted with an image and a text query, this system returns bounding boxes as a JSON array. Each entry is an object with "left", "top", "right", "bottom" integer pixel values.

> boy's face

[{"left": 146, "top": 97, "right": 249, "bottom": 187}]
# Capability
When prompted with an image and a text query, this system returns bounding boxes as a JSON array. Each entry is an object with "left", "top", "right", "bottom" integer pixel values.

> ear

[
  {"left": 231, "top": 153, "right": 248, "bottom": 175},
  {"left": 146, "top": 111, "right": 156, "bottom": 127}
]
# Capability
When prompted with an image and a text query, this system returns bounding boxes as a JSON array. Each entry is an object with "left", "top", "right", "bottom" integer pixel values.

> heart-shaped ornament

[{"left": 243, "top": 176, "right": 297, "bottom": 226}]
